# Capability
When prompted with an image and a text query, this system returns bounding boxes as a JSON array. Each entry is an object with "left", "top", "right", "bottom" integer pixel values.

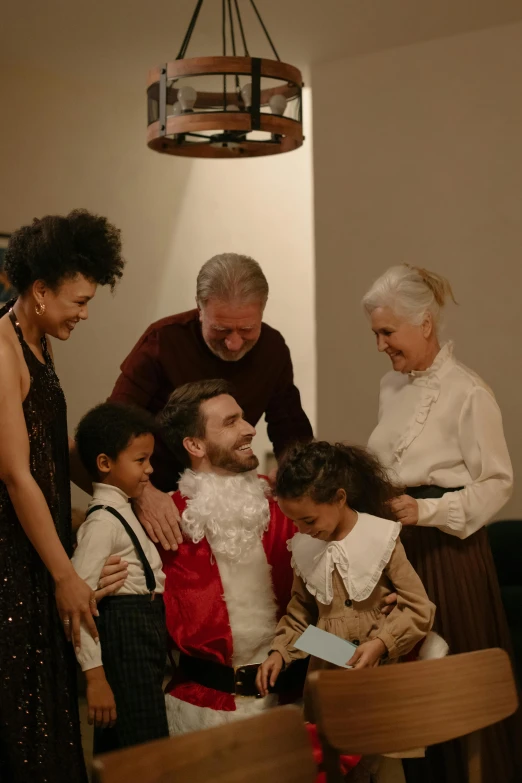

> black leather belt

[
  {"left": 406, "top": 485, "right": 463, "bottom": 500},
  {"left": 179, "top": 653, "right": 308, "bottom": 697}
]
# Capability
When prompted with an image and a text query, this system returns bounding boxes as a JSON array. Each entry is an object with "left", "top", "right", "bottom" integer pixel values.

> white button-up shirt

[{"left": 72, "top": 482, "right": 165, "bottom": 670}]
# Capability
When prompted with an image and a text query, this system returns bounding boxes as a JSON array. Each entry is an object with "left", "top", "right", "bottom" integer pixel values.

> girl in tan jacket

[{"left": 257, "top": 441, "right": 443, "bottom": 699}]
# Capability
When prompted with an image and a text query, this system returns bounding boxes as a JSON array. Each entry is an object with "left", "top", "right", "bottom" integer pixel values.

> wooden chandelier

[{"left": 146, "top": 0, "right": 304, "bottom": 159}]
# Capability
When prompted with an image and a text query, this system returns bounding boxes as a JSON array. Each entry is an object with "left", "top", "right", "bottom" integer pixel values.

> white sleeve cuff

[
  {"left": 416, "top": 496, "right": 467, "bottom": 539},
  {"left": 75, "top": 628, "right": 103, "bottom": 671}
]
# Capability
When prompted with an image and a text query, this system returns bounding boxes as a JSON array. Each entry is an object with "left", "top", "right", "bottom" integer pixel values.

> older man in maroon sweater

[{"left": 108, "top": 253, "right": 312, "bottom": 549}]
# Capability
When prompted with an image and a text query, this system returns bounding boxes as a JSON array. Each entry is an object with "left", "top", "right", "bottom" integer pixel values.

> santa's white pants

[{"left": 165, "top": 692, "right": 278, "bottom": 735}]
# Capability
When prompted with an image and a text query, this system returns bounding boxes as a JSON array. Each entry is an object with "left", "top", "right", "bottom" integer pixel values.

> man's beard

[
  {"left": 206, "top": 440, "right": 259, "bottom": 474},
  {"left": 178, "top": 470, "right": 271, "bottom": 561},
  {"left": 205, "top": 338, "right": 258, "bottom": 362}
]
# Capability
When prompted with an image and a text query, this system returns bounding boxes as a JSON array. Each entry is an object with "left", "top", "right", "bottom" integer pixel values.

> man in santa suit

[{"left": 157, "top": 378, "right": 307, "bottom": 735}]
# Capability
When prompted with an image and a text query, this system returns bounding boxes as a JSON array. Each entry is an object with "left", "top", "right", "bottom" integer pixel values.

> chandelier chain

[
  {"left": 222, "top": 0, "right": 227, "bottom": 108},
  {"left": 248, "top": 0, "right": 280, "bottom": 61},
  {"left": 176, "top": 0, "right": 205, "bottom": 59},
  {"left": 233, "top": 0, "right": 249, "bottom": 56},
  {"left": 178, "top": 0, "right": 280, "bottom": 62}
]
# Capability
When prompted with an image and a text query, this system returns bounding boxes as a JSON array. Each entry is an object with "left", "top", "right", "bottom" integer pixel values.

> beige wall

[
  {"left": 313, "top": 22, "right": 522, "bottom": 517},
  {"left": 0, "top": 66, "right": 315, "bottom": 506}
]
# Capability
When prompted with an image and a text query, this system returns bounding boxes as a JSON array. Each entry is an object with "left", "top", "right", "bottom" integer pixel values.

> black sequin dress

[{"left": 0, "top": 301, "right": 87, "bottom": 782}]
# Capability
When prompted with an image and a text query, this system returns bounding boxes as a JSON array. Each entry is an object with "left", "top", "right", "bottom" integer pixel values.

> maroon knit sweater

[{"left": 109, "top": 309, "right": 313, "bottom": 491}]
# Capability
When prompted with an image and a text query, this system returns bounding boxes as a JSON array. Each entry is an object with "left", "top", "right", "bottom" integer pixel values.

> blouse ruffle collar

[
  {"left": 408, "top": 341, "right": 454, "bottom": 383},
  {"left": 288, "top": 514, "right": 401, "bottom": 604},
  {"left": 394, "top": 341, "right": 454, "bottom": 461}
]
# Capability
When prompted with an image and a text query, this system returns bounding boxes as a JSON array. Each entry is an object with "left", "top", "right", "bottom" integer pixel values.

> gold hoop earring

[{"left": 35, "top": 302, "right": 46, "bottom": 316}]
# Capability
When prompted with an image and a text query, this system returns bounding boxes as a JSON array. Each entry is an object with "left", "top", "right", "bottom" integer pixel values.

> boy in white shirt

[{"left": 72, "top": 402, "right": 168, "bottom": 752}]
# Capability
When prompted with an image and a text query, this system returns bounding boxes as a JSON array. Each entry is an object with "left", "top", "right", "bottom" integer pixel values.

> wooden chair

[
  {"left": 92, "top": 705, "right": 316, "bottom": 783},
  {"left": 308, "top": 648, "right": 519, "bottom": 783}
]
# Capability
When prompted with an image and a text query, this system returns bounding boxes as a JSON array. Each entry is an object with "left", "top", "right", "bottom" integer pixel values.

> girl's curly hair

[{"left": 276, "top": 440, "right": 401, "bottom": 519}]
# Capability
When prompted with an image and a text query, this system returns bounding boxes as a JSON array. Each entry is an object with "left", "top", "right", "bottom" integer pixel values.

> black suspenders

[{"left": 86, "top": 504, "right": 157, "bottom": 594}]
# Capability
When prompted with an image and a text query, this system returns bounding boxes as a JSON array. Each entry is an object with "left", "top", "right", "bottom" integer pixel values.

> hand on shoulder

[{"left": 133, "top": 481, "right": 183, "bottom": 551}]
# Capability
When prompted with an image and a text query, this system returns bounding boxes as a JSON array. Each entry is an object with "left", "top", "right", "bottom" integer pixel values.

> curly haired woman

[{"left": 0, "top": 210, "right": 125, "bottom": 781}]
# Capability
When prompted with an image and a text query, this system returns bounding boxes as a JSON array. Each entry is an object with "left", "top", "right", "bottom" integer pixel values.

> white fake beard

[{"left": 178, "top": 470, "right": 271, "bottom": 562}]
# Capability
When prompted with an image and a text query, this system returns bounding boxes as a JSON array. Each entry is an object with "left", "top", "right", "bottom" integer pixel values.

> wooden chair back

[
  {"left": 308, "top": 648, "right": 518, "bottom": 783},
  {"left": 92, "top": 705, "right": 316, "bottom": 783}
]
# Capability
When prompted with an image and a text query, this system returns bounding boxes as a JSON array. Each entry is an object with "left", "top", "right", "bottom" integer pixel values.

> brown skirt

[{"left": 401, "top": 524, "right": 521, "bottom": 783}]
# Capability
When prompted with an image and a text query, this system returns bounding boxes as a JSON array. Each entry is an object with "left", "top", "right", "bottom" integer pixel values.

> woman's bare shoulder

[
  {"left": 0, "top": 318, "right": 17, "bottom": 355},
  {"left": 0, "top": 317, "right": 24, "bottom": 381}
]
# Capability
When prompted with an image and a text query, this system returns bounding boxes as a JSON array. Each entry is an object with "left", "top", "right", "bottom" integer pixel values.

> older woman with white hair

[{"left": 363, "top": 264, "right": 519, "bottom": 783}]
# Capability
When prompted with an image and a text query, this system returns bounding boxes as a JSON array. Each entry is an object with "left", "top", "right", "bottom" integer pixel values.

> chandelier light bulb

[
  {"left": 269, "top": 94, "right": 287, "bottom": 115},
  {"left": 241, "top": 82, "right": 252, "bottom": 108},
  {"left": 178, "top": 86, "right": 197, "bottom": 111},
  {"left": 172, "top": 101, "right": 182, "bottom": 116}
]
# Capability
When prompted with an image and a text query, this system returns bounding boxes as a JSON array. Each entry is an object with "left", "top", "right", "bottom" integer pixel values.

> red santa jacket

[{"left": 161, "top": 485, "right": 296, "bottom": 712}]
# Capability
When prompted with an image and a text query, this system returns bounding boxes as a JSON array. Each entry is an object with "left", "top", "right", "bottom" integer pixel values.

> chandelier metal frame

[{"left": 146, "top": 0, "right": 304, "bottom": 158}]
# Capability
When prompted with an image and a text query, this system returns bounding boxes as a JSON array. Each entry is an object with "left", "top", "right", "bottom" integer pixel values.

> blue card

[{"left": 293, "top": 625, "right": 358, "bottom": 668}]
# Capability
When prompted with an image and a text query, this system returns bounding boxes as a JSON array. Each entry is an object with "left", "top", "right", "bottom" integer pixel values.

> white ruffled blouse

[{"left": 368, "top": 342, "right": 513, "bottom": 539}]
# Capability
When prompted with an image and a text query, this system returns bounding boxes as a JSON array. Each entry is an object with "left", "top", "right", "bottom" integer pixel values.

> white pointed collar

[
  {"left": 289, "top": 513, "right": 401, "bottom": 605},
  {"left": 91, "top": 482, "right": 130, "bottom": 510}
]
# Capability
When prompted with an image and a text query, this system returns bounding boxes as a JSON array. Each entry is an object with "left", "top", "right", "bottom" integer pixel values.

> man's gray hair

[{"left": 196, "top": 253, "right": 269, "bottom": 307}]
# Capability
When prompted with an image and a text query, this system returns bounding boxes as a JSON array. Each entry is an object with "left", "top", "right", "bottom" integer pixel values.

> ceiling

[{"left": 2, "top": 0, "right": 522, "bottom": 85}]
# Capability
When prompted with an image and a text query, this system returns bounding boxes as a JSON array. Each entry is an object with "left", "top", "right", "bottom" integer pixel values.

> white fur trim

[
  {"left": 178, "top": 470, "right": 270, "bottom": 562},
  {"left": 417, "top": 631, "right": 449, "bottom": 660},
  {"left": 166, "top": 693, "right": 278, "bottom": 736},
  {"left": 215, "top": 538, "right": 278, "bottom": 665}
]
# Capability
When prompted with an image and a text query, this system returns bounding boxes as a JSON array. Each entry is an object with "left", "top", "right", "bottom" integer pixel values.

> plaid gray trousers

[{"left": 93, "top": 594, "right": 169, "bottom": 753}]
